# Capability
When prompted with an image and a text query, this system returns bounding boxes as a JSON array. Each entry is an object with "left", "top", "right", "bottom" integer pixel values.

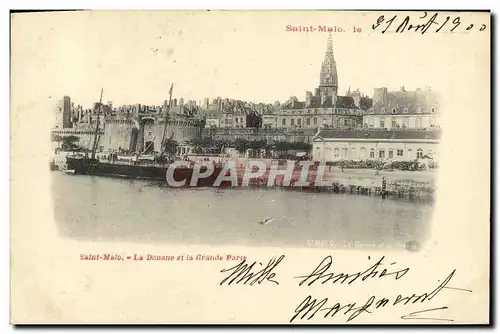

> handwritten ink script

[
  {"left": 219, "top": 255, "right": 285, "bottom": 286},
  {"left": 372, "top": 12, "right": 488, "bottom": 34},
  {"left": 219, "top": 255, "right": 473, "bottom": 323}
]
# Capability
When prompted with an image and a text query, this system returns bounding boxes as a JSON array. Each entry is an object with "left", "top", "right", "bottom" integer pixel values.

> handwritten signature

[
  {"left": 294, "top": 255, "right": 409, "bottom": 286},
  {"left": 372, "top": 12, "right": 488, "bottom": 34},
  {"left": 218, "top": 255, "right": 473, "bottom": 323},
  {"left": 290, "top": 269, "right": 472, "bottom": 323},
  {"left": 219, "top": 255, "right": 284, "bottom": 286}
]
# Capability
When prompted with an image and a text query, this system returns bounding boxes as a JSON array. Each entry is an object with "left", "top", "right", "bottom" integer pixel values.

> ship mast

[
  {"left": 91, "top": 88, "right": 104, "bottom": 160},
  {"left": 160, "top": 83, "right": 173, "bottom": 156}
]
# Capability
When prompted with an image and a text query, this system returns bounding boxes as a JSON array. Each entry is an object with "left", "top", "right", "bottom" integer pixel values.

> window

[
  {"left": 397, "top": 149, "right": 404, "bottom": 156},
  {"left": 388, "top": 150, "right": 394, "bottom": 158},
  {"left": 391, "top": 120, "right": 397, "bottom": 128},
  {"left": 148, "top": 131, "right": 152, "bottom": 136},
  {"left": 380, "top": 119, "right": 385, "bottom": 128},
  {"left": 291, "top": 119, "right": 295, "bottom": 126},
  {"left": 379, "top": 150, "right": 385, "bottom": 159},
  {"left": 351, "top": 148, "right": 357, "bottom": 159},
  {"left": 313, "top": 117, "right": 318, "bottom": 125},
  {"left": 404, "top": 107, "right": 409, "bottom": 114},
  {"left": 235, "top": 118, "right": 239, "bottom": 124},
  {"left": 334, "top": 148, "right": 339, "bottom": 158},
  {"left": 431, "top": 108, "right": 435, "bottom": 113},
  {"left": 343, "top": 148, "right": 348, "bottom": 158},
  {"left": 282, "top": 119, "right": 286, "bottom": 126},
  {"left": 417, "top": 149, "right": 423, "bottom": 159},
  {"left": 344, "top": 119, "right": 348, "bottom": 126},
  {"left": 298, "top": 119, "right": 302, "bottom": 126},
  {"left": 306, "top": 118, "right": 310, "bottom": 125},
  {"left": 225, "top": 119, "right": 229, "bottom": 124},
  {"left": 360, "top": 147, "right": 366, "bottom": 158},
  {"left": 392, "top": 108, "right": 396, "bottom": 114},
  {"left": 370, "top": 149, "right": 375, "bottom": 158},
  {"left": 415, "top": 118, "right": 422, "bottom": 128}
]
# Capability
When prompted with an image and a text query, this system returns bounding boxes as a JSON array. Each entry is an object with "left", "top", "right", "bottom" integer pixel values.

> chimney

[
  {"left": 400, "top": 86, "right": 405, "bottom": 92},
  {"left": 305, "top": 91, "right": 313, "bottom": 107}
]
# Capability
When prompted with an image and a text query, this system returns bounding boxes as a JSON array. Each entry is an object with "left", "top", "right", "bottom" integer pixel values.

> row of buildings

[{"left": 52, "top": 33, "right": 441, "bottom": 164}]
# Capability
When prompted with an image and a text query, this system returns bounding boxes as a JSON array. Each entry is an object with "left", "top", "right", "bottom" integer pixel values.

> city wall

[
  {"left": 52, "top": 129, "right": 104, "bottom": 150},
  {"left": 52, "top": 115, "right": 204, "bottom": 153},
  {"left": 103, "top": 116, "right": 204, "bottom": 153}
]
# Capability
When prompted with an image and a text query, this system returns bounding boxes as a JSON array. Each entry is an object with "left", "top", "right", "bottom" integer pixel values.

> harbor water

[{"left": 51, "top": 172, "right": 434, "bottom": 250}]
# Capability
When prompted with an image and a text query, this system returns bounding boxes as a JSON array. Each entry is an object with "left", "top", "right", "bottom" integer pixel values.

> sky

[{"left": 11, "top": 10, "right": 490, "bottom": 109}]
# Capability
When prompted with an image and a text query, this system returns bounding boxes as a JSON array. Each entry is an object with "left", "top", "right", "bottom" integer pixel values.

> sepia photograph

[
  {"left": 10, "top": 10, "right": 490, "bottom": 324},
  {"left": 49, "top": 16, "right": 439, "bottom": 250}
]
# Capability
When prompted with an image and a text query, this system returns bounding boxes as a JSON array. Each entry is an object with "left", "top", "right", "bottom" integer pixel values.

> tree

[
  {"left": 162, "top": 138, "right": 179, "bottom": 156},
  {"left": 233, "top": 138, "right": 249, "bottom": 154},
  {"left": 53, "top": 135, "right": 83, "bottom": 152}
]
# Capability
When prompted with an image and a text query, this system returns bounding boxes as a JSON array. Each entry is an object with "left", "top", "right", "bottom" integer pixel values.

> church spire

[
  {"left": 319, "top": 33, "right": 338, "bottom": 100},
  {"left": 326, "top": 32, "right": 333, "bottom": 56}
]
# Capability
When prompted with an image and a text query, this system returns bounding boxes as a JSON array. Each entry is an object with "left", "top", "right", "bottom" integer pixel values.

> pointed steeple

[
  {"left": 319, "top": 33, "right": 338, "bottom": 99},
  {"left": 326, "top": 32, "right": 333, "bottom": 56}
]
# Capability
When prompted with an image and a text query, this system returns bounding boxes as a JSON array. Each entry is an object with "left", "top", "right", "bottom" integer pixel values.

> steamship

[{"left": 64, "top": 87, "right": 225, "bottom": 187}]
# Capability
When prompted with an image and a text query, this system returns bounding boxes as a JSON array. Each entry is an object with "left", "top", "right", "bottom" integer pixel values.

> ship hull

[{"left": 65, "top": 157, "right": 224, "bottom": 187}]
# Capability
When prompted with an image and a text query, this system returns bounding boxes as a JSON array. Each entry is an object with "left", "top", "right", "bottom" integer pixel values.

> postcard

[{"left": 10, "top": 10, "right": 490, "bottom": 324}]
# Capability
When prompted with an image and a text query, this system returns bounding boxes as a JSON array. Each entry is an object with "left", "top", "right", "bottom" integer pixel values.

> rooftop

[
  {"left": 371, "top": 89, "right": 440, "bottom": 114},
  {"left": 281, "top": 95, "right": 373, "bottom": 111},
  {"left": 314, "top": 128, "right": 442, "bottom": 141}
]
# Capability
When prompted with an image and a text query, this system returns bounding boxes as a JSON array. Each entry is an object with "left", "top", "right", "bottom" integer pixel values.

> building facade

[
  {"left": 312, "top": 129, "right": 441, "bottom": 163},
  {"left": 362, "top": 87, "right": 440, "bottom": 130}
]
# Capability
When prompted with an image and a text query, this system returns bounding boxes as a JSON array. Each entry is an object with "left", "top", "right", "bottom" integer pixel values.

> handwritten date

[{"left": 372, "top": 12, "right": 488, "bottom": 34}]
